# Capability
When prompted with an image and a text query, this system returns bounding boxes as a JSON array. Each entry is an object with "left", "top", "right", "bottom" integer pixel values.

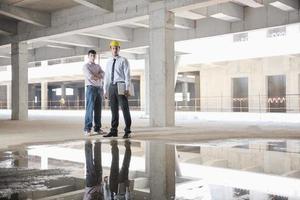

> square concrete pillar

[
  {"left": 149, "top": 4, "right": 175, "bottom": 127},
  {"left": 6, "top": 83, "right": 11, "bottom": 109},
  {"left": 140, "top": 55, "right": 150, "bottom": 116},
  {"left": 11, "top": 41, "right": 28, "bottom": 120},
  {"left": 149, "top": 142, "right": 175, "bottom": 200},
  {"left": 195, "top": 72, "right": 201, "bottom": 111},
  {"left": 41, "top": 81, "right": 48, "bottom": 110}
]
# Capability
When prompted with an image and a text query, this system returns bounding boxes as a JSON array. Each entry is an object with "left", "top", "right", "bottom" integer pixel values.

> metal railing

[{"left": 1, "top": 94, "right": 300, "bottom": 113}]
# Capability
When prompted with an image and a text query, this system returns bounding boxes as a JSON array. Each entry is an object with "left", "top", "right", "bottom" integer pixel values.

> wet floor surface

[{"left": 0, "top": 138, "right": 300, "bottom": 200}]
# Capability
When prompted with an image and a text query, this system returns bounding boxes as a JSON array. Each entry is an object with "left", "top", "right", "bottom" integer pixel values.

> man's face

[
  {"left": 111, "top": 46, "right": 120, "bottom": 57},
  {"left": 88, "top": 53, "right": 96, "bottom": 63}
]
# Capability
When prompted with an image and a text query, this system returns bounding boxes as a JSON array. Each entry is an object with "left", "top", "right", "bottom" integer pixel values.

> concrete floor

[{"left": 1, "top": 109, "right": 300, "bottom": 150}]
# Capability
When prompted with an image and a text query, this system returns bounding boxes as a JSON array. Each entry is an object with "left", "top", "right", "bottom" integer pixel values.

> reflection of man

[
  {"left": 109, "top": 140, "right": 132, "bottom": 200},
  {"left": 84, "top": 140, "right": 132, "bottom": 200},
  {"left": 84, "top": 140, "right": 104, "bottom": 200}
]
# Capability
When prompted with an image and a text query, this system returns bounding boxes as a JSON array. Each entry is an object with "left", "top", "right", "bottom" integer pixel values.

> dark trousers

[
  {"left": 109, "top": 84, "right": 131, "bottom": 134},
  {"left": 109, "top": 141, "right": 131, "bottom": 195},
  {"left": 84, "top": 86, "right": 103, "bottom": 131},
  {"left": 85, "top": 141, "right": 102, "bottom": 187}
]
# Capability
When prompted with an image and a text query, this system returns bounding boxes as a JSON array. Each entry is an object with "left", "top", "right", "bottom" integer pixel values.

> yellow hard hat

[{"left": 110, "top": 40, "right": 120, "bottom": 47}]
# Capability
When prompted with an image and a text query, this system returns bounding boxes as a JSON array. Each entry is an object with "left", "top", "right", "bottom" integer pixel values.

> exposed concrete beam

[
  {"left": 27, "top": 41, "right": 73, "bottom": 50},
  {"left": 14, "top": 0, "right": 42, "bottom": 6},
  {"left": 28, "top": 46, "right": 92, "bottom": 62},
  {"left": 0, "top": 57, "right": 10, "bottom": 65},
  {"left": 0, "top": 0, "right": 299, "bottom": 50},
  {"left": 0, "top": 3, "right": 50, "bottom": 27},
  {"left": 175, "top": 10, "right": 206, "bottom": 20},
  {"left": 0, "top": 19, "right": 17, "bottom": 35},
  {"left": 0, "top": 3, "right": 298, "bottom": 66},
  {"left": 0, "top": 54, "right": 10, "bottom": 58},
  {"left": 121, "top": 47, "right": 148, "bottom": 55},
  {"left": 168, "top": 0, "right": 230, "bottom": 12},
  {"left": 174, "top": 17, "right": 196, "bottom": 29},
  {"left": 73, "top": 0, "right": 113, "bottom": 12},
  {"left": 232, "top": 0, "right": 264, "bottom": 8},
  {"left": 46, "top": 44, "right": 74, "bottom": 50},
  {"left": 79, "top": 26, "right": 133, "bottom": 42},
  {"left": 130, "top": 17, "right": 195, "bottom": 29},
  {"left": 194, "top": 2, "right": 244, "bottom": 22},
  {"left": 0, "top": 47, "right": 10, "bottom": 57},
  {"left": 44, "top": 35, "right": 100, "bottom": 48},
  {"left": 0, "top": 0, "right": 227, "bottom": 45},
  {"left": 130, "top": 21, "right": 150, "bottom": 28},
  {"left": 27, "top": 41, "right": 49, "bottom": 50},
  {"left": 269, "top": 0, "right": 298, "bottom": 11}
]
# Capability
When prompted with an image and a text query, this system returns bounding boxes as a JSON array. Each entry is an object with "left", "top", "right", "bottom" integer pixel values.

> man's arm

[
  {"left": 123, "top": 58, "right": 131, "bottom": 93},
  {"left": 83, "top": 64, "right": 99, "bottom": 81},
  {"left": 103, "top": 62, "right": 110, "bottom": 97},
  {"left": 94, "top": 65, "right": 105, "bottom": 79}
]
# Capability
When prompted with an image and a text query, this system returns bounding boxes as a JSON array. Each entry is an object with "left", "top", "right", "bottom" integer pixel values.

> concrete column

[
  {"left": 140, "top": 73, "right": 145, "bottom": 112},
  {"left": 149, "top": 4, "right": 175, "bottom": 127},
  {"left": 195, "top": 72, "right": 201, "bottom": 111},
  {"left": 182, "top": 79, "right": 189, "bottom": 109},
  {"left": 74, "top": 87, "right": 80, "bottom": 109},
  {"left": 41, "top": 81, "right": 48, "bottom": 110},
  {"left": 145, "top": 142, "right": 150, "bottom": 176},
  {"left": 140, "top": 56, "right": 150, "bottom": 116},
  {"left": 13, "top": 149, "right": 28, "bottom": 168},
  {"left": 174, "top": 56, "right": 182, "bottom": 87},
  {"left": 286, "top": 70, "right": 299, "bottom": 112},
  {"left": 11, "top": 41, "right": 28, "bottom": 120},
  {"left": 249, "top": 59, "right": 267, "bottom": 113},
  {"left": 149, "top": 142, "right": 175, "bottom": 200},
  {"left": 61, "top": 84, "right": 66, "bottom": 100},
  {"left": 6, "top": 83, "right": 11, "bottom": 109},
  {"left": 28, "top": 84, "right": 35, "bottom": 109},
  {"left": 61, "top": 84, "right": 66, "bottom": 108}
]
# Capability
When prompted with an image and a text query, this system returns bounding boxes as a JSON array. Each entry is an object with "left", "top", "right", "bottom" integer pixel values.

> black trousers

[
  {"left": 109, "top": 141, "right": 131, "bottom": 195},
  {"left": 109, "top": 84, "right": 132, "bottom": 134}
]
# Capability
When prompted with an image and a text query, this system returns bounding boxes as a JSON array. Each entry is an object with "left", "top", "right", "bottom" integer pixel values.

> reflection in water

[
  {"left": 0, "top": 139, "right": 300, "bottom": 199},
  {"left": 84, "top": 140, "right": 132, "bottom": 200}
]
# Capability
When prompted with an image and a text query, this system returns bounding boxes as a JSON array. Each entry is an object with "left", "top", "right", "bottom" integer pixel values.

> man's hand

[
  {"left": 104, "top": 93, "right": 108, "bottom": 99},
  {"left": 124, "top": 90, "right": 130, "bottom": 97},
  {"left": 99, "top": 72, "right": 104, "bottom": 79},
  {"left": 91, "top": 75, "right": 99, "bottom": 81}
]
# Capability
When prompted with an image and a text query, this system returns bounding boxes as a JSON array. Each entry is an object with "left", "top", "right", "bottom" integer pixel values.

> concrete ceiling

[
  {"left": 1, "top": 0, "right": 78, "bottom": 12},
  {"left": 0, "top": 0, "right": 299, "bottom": 66}
]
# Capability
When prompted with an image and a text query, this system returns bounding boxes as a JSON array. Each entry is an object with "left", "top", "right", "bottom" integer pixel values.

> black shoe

[
  {"left": 123, "top": 133, "right": 131, "bottom": 139},
  {"left": 103, "top": 132, "right": 118, "bottom": 137}
]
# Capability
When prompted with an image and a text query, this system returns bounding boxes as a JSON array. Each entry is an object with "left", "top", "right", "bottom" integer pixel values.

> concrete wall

[{"left": 198, "top": 56, "right": 300, "bottom": 113}]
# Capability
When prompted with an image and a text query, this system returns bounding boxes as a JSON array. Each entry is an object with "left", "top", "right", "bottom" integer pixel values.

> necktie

[{"left": 111, "top": 58, "right": 116, "bottom": 83}]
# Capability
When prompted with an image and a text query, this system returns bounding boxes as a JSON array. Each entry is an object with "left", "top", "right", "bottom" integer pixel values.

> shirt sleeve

[
  {"left": 123, "top": 58, "right": 131, "bottom": 90},
  {"left": 82, "top": 64, "right": 93, "bottom": 80},
  {"left": 98, "top": 64, "right": 105, "bottom": 79},
  {"left": 103, "top": 61, "right": 110, "bottom": 94}
]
